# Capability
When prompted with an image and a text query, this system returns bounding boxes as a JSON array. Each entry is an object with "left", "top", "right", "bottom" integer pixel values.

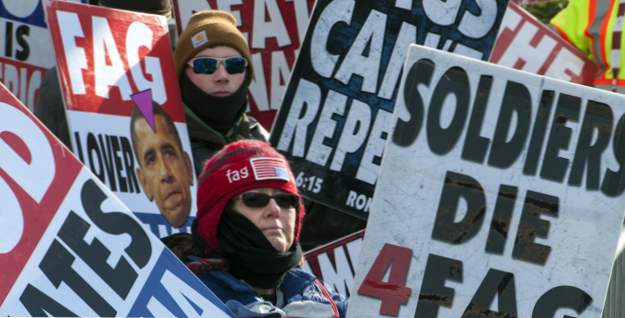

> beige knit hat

[{"left": 174, "top": 10, "right": 253, "bottom": 79}]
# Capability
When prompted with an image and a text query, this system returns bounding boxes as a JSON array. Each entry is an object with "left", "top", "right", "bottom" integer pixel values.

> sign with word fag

[
  {"left": 349, "top": 44, "right": 625, "bottom": 318},
  {"left": 46, "top": 0, "right": 197, "bottom": 237}
]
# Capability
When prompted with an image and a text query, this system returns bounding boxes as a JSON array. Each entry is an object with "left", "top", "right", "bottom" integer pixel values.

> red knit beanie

[{"left": 196, "top": 139, "right": 305, "bottom": 251}]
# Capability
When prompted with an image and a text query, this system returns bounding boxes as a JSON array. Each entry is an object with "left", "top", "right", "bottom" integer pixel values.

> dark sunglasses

[
  {"left": 188, "top": 56, "right": 247, "bottom": 75},
  {"left": 239, "top": 192, "right": 299, "bottom": 209}
]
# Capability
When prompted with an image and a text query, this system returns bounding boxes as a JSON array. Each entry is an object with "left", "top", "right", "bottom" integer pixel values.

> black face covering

[
  {"left": 217, "top": 208, "right": 302, "bottom": 289},
  {"left": 180, "top": 73, "right": 249, "bottom": 134}
]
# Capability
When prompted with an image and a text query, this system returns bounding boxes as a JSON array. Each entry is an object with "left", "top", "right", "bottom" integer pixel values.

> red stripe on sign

[{"left": 0, "top": 82, "right": 82, "bottom": 304}]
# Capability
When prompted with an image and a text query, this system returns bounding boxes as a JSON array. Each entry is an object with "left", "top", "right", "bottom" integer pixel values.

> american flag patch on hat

[{"left": 250, "top": 157, "right": 290, "bottom": 181}]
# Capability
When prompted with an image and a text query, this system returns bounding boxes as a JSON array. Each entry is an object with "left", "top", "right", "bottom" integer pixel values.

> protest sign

[
  {"left": 304, "top": 230, "right": 364, "bottom": 297},
  {"left": 172, "top": 0, "right": 315, "bottom": 129},
  {"left": 0, "top": 0, "right": 53, "bottom": 111},
  {"left": 0, "top": 0, "right": 87, "bottom": 111},
  {"left": 349, "top": 44, "right": 625, "bottom": 317},
  {"left": 270, "top": 0, "right": 509, "bottom": 218},
  {"left": 490, "top": 1, "right": 598, "bottom": 85},
  {"left": 0, "top": 81, "right": 232, "bottom": 317},
  {"left": 46, "top": 0, "right": 196, "bottom": 237}
]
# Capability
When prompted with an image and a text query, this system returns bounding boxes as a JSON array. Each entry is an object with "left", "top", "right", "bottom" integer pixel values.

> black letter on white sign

[
  {"left": 393, "top": 58, "right": 434, "bottom": 147},
  {"left": 81, "top": 179, "right": 151, "bottom": 268},
  {"left": 432, "top": 171, "right": 486, "bottom": 244},
  {"left": 414, "top": 254, "right": 463, "bottom": 318},
  {"left": 462, "top": 269, "right": 518, "bottom": 318}
]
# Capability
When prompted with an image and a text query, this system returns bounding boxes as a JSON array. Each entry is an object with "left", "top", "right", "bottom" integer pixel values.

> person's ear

[
  {"left": 184, "top": 151, "right": 194, "bottom": 186},
  {"left": 137, "top": 167, "right": 154, "bottom": 201}
]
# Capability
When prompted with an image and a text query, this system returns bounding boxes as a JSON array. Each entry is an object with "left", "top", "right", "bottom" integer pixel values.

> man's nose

[
  {"left": 158, "top": 158, "right": 174, "bottom": 182},
  {"left": 214, "top": 64, "right": 229, "bottom": 82}
]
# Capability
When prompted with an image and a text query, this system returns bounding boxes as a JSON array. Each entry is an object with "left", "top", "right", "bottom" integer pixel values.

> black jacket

[{"left": 184, "top": 105, "right": 269, "bottom": 175}]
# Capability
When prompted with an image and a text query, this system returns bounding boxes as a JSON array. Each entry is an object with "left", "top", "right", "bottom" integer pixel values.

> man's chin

[
  {"left": 165, "top": 212, "right": 188, "bottom": 228},
  {"left": 161, "top": 201, "right": 190, "bottom": 227}
]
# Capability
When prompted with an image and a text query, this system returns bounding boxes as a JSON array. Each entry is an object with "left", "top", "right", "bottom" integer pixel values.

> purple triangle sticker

[{"left": 131, "top": 89, "right": 155, "bottom": 131}]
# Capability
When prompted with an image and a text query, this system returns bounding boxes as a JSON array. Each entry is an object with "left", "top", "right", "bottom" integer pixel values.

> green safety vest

[{"left": 551, "top": 0, "right": 625, "bottom": 88}]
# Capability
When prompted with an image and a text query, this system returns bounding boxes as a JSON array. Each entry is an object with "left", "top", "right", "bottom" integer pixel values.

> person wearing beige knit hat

[
  {"left": 173, "top": 11, "right": 365, "bottom": 256},
  {"left": 174, "top": 10, "right": 269, "bottom": 175}
]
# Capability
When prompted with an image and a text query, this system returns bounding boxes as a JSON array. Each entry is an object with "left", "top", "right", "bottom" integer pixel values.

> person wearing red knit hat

[{"left": 165, "top": 139, "right": 346, "bottom": 318}]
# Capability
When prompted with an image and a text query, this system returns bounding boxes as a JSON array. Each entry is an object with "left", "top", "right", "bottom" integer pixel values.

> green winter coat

[{"left": 184, "top": 105, "right": 269, "bottom": 175}]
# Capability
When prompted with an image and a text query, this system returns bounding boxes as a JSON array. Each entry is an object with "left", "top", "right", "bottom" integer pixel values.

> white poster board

[
  {"left": 349, "top": 44, "right": 625, "bottom": 318},
  {"left": 0, "top": 0, "right": 86, "bottom": 111}
]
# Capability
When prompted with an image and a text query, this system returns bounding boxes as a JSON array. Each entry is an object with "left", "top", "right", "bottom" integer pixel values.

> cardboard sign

[
  {"left": 0, "top": 0, "right": 57, "bottom": 111},
  {"left": 172, "top": 0, "right": 315, "bottom": 129},
  {"left": 270, "top": 0, "right": 509, "bottom": 218},
  {"left": 46, "top": 0, "right": 197, "bottom": 237},
  {"left": 349, "top": 44, "right": 625, "bottom": 317},
  {"left": 304, "top": 230, "right": 364, "bottom": 297},
  {"left": 0, "top": 0, "right": 88, "bottom": 111},
  {"left": 490, "top": 1, "right": 598, "bottom": 85},
  {"left": 0, "top": 81, "right": 232, "bottom": 317}
]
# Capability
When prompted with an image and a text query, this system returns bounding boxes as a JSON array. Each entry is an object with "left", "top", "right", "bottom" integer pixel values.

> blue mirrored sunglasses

[{"left": 187, "top": 56, "right": 247, "bottom": 75}]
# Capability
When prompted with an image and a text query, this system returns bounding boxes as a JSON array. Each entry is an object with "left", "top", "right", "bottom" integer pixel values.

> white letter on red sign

[
  {"left": 92, "top": 16, "right": 132, "bottom": 100},
  {"left": 0, "top": 103, "right": 55, "bottom": 253},
  {"left": 56, "top": 11, "right": 88, "bottom": 95},
  {"left": 252, "top": 0, "right": 291, "bottom": 49},
  {"left": 126, "top": 21, "right": 167, "bottom": 104}
]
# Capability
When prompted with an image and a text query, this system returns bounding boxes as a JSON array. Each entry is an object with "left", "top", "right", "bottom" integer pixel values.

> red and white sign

[
  {"left": 46, "top": 1, "right": 196, "bottom": 237},
  {"left": 304, "top": 230, "right": 364, "bottom": 297},
  {"left": 172, "top": 0, "right": 315, "bottom": 129},
  {"left": 490, "top": 1, "right": 598, "bottom": 85},
  {"left": 0, "top": 73, "right": 82, "bottom": 306},
  {"left": 0, "top": 58, "right": 45, "bottom": 112},
  {"left": 0, "top": 81, "right": 232, "bottom": 317},
  {"left": 48, "top": 1, "right": 181, "bottom": 117},
  {"left": 0, "top": 0, "right": 70, "bottom": 111}
]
